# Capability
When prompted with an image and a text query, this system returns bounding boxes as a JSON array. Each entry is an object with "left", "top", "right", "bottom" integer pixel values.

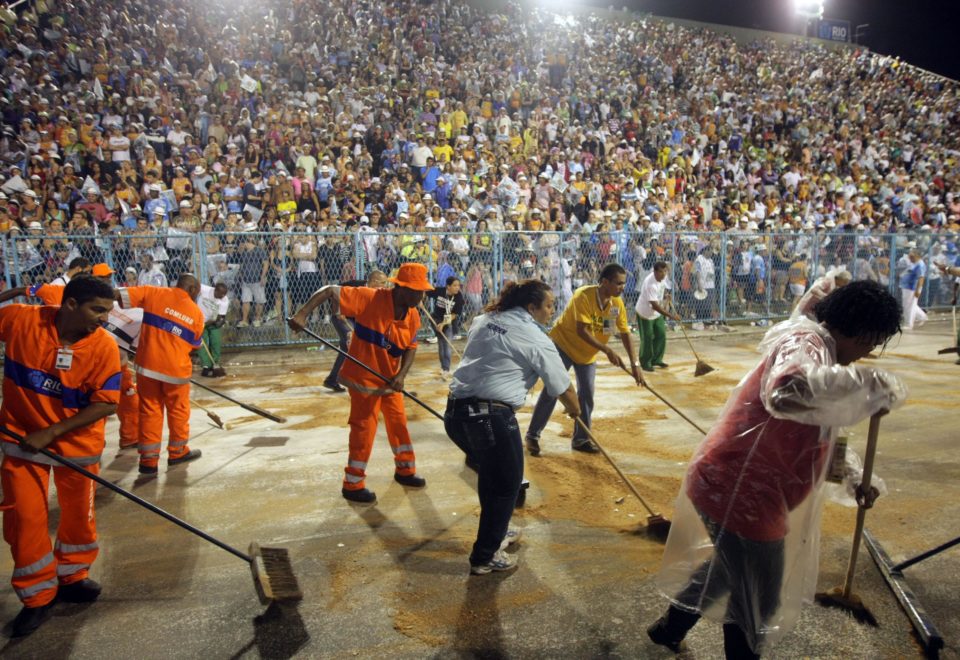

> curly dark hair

[
  {"left": 485, "top": 279, "right": 552, "bottom": 313},
  {"left": 815, "top": 279, "right": 901, "bottom": 347}
]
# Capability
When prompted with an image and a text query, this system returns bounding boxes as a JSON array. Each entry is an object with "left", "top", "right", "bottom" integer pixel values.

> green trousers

[
  {"left": 636, "top": 313, "right": 666, "bottom": 370},
  {"left": 200, "top": 325, "right": 222, "bottom": 368}
]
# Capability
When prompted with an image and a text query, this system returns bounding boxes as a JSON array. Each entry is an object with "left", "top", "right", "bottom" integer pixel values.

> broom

[
  {"left": 191, "top": 398, "right": 225, "bottom": 429},
  {"left": 417, "top": 302, "right": 462, "bottom": 359},
  {"left": 617, "top": 365, "right": 709, "bottom": 436},
  {"left": 121, "top": 347, "right": 286, "bottom": 423},
  {"left": 201, "top": 338, "right": 228, "bottom": 377},
  {"left": 815, "top": 413, "right": 883, "bottom": 625},
  {"left": 0, "top": 426, "right": 301, "bottom": 604},
  {"left": 574, "top": 417, "right": 671, "bottom": 540},
  {"left": 670, "top": 302, "right": 715, "bottom": 377}
]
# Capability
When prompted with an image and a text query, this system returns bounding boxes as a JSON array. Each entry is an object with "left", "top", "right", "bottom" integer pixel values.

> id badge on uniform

[{"left": 56, "top": 348, "right": 74, "bottom": 371}]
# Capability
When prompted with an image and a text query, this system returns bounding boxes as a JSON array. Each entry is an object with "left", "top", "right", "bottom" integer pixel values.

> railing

[{"left": 2, "top": 230, "right": 956, "bottom": 346}]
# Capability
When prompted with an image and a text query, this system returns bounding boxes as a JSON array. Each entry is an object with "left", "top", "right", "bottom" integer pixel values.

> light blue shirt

[
  {"left": 450, "top": 308, "right": 571, "bottom": 408},
  {"left": 900, "top": 260, "right": 926, "bottom": 291}
]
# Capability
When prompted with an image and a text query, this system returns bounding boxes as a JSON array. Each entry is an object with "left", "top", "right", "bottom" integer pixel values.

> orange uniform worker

[
  {"left": 0, "top": 277, "right": 120, "bottom": 637},
  {"left": 117, "top": 274, "right": 204, "bottom": 474},
  {"left": 289, "top": 263, "right": 434, "bottom": 504},
  {"left": 0, "top": 265, "right": 142, "bottom": 449}
]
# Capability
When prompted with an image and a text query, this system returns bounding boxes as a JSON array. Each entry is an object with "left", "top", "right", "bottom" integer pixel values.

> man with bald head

[{"left": 116, "top": 273, "right": 204, "bottom": 474}]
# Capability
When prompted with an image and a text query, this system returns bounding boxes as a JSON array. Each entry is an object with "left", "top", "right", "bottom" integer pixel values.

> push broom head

[
  {"left": 249, "top": 542, "right": 303, "bottom": 604},
  {"left": 645, "top": 514, "right": 672, "bottom": 542},
  {"left": 694, "top": 360, "right": 715, "bottom": 377},
  {"left": 815, "top": 586, "right": 878, "bottom": 626}
]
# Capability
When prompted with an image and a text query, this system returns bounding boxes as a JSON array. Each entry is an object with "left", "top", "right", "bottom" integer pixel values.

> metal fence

[{"left": 2, "top": 229, "right": 957, "bottom": 346}]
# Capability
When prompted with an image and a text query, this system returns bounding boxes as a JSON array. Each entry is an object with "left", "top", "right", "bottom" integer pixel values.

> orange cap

[
  {"left": 92, "top": 263, "right": 115, "bottom": 277},
  {"left": 388, "top": 263, "right": 434, "bottom": 291}
]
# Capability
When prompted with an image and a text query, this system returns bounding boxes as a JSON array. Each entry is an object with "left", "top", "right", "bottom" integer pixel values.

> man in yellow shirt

[
  {"left": 432, "top": 136, "right": 454, "bottom": 163},
  {"left": 525, "top": 264, "right": 643, "bottom": 455}
]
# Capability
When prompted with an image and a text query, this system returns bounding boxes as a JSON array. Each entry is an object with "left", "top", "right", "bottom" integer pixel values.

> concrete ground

[{"left": 1, "top": 317, "right": 958, "bottom": 659}]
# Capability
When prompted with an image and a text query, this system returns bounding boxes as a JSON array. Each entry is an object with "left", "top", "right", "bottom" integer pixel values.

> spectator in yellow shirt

[{"left": 525, "top": 264, "right": 643, "bottom": 455}]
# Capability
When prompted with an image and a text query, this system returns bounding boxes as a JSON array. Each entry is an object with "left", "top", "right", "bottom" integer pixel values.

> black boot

[
  {"left": 723, "top": 623, "right": 760, "bottom": 660},
  {"left": 647, "top": 605, "right": 701, "bottom": 653},
  {"left": 58, "top": 578, "right": 102, "bottom": 603},
  {"left": 10, "top": 602, "right": 55, "bottom": 637}
]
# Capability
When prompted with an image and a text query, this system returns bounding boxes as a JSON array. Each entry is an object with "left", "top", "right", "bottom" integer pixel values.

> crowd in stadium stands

[{"left": 1, "top": 0, "right": 959, "bottom": 331}]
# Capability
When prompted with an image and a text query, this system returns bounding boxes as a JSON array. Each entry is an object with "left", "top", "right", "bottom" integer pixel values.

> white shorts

[
  {"left": 789, "top": 283, "right": 805, "bottom": 297},
  {"left": 241, "top": 282, "right": 266, "bottom": 304}
]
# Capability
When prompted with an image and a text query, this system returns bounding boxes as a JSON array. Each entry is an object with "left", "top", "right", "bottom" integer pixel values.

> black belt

[{"left": 448, "top": 395, "right": 514, "bottom": 411}]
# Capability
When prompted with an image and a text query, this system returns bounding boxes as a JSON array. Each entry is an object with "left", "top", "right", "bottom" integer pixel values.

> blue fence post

[
  {"left": 719, "top": 233, "right": 727, "bottom": 325},
  {"left": 281, "top": 232, "right": 291, "bottom": 344}
]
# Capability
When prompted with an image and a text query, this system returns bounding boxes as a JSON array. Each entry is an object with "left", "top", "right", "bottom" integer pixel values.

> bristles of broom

[
  {"left": 249, "top": 542, "right": 303, "bottom": 604},
  {"left": 694, "top": 360, "right": 716, "bottom": 377},
  {"left": 815, "top": 587, "right": 878, "bottom": 626}
]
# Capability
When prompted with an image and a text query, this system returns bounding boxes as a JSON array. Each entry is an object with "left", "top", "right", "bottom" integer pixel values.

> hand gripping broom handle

[
  {"left": 0, "top": 425, "right": 251, "bottom": 563},
  {"left": 842, "top": 413, "right": 882, "bottom": 599},
  {"left": 293, "top": 322, "right": 444, "bottom": 422}
]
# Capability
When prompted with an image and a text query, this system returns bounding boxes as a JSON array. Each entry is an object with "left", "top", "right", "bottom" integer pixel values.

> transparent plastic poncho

[{"left": 655, "top": 316, "right": 906, "bottom": 654}]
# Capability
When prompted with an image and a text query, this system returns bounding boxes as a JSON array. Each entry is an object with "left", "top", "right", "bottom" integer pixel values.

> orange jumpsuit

[
  {"left": 337, "top": 287, "right": 421, "bottom": 491},
  {"left": 0, "top": 305, "right": 121, "bottom": 607},
  {"left": 29, "top": 284, "right": 141, "bottom": 448},
  {"left": 118, "top": 287, "right": 203, "bottom": 469}
]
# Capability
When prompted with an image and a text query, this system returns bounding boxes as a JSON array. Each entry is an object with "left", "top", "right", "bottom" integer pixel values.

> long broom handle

[
  {"left": 200, "top": 337, "right": 220, "bottom": 367},
  {"left": 418, "top": 303, "right": 463, "bottom": 358},
  {"left": 842, "top": 413, "right": 882, "bottom": 599},
  {"left": 293, "top": 322, "right": 445, "bottom": 422},
  {"left": 670, "top": 300, "right": 702, "bottom": 362},
  {"left": 574, "top": 417, "right": 659, "bottom": 518},
  {"left": 617, "top": 364, "right": 708, "bottom": 435},
  {"left": 0, "top": 425, "right": 252, "bottom": 564},
  {"left": 120, "top": 346, "right": 284, "bottom": 423}
]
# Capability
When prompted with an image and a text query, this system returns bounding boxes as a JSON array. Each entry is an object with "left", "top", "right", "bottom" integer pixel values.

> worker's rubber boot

[
  {"left": 341, "top": 487, "right": 376, "bottom": 504},
  {"left": 723, "top": 623, "right": 760, "bottom": 660},
  {"left": 647, "top": 605, "right": 700, "bottom": 653},
  {"left": 58, "top": 578, "right": 102, "bottom": 603},
  {"left": 10, "top": 602, "right": 55, "bottom": 637},
  {"left": 168, "top": 449, "right": 202, "bottom": 466},
  {"left": 394, "top": 473, "right": 426, "bottom": 488}
]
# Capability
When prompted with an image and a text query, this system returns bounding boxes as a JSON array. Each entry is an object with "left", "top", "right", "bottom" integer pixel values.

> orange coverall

[
  {"left": 118, "top": 287, "right": 203, "bottom": 469},
  {"left": 30, "top": 284, "right": 142, "bottom": 449},
  {"left": 0, "top": 305, "right": 121, "bottom": 607},
  {"left": 337, "top": 287, "right": 421, "bottom": 491}
]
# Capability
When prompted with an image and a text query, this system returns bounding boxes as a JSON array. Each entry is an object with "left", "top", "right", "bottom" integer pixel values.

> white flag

[
  {"left": 93, "top": 78, "right": 104, "bottom": 101},
  {"left": 240, "top": 75, "right": 258, "bottom": 93}
]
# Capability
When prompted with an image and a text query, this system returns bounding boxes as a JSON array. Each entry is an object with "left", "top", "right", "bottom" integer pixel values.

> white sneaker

[
  {"left": 237, "top": 321, "right": 249, "bottom": 328},
  {"left": 452, "top": 334, "right": 463, "bottom": 341},
  {"left": 424, "top": 337, "right": 438, "bottom": 344},
  {"left": 439, "top": 370, "right": 450, "bottom": 381},
  {"left": 692, "top": 322, "right": 705, "bottom": 331},
  {"left": 470, "top": 549, "right": 518, "bottom": 575},
  {"left": 252, "top": 319, "right": 261, "bottom": 328},
  {"left": 499, "top": 527, "right": 522, "bottom": 550}
]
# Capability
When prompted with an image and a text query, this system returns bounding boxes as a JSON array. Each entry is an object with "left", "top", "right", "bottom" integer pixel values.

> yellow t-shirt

[{"left": 549, "top": 285, "right": 629, "bottom": 364}]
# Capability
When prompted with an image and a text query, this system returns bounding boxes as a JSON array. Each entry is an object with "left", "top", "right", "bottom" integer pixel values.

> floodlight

[{"left": 793, "top": 0, "right": 824, "bottom": 19}]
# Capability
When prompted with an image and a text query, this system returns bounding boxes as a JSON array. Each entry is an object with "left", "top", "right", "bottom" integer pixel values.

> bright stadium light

[{"left": 793, "top": 0, "right": 825, "bottom": 19}]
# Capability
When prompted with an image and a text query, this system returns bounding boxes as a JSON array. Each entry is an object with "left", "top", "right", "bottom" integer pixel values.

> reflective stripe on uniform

[
  {"left": 55, "top": 540, "right": 99, "bottom": 554},
  {"left": 168, "top": 438, "right": 189, "bottom": 448},
  {"left": 56, "top": 563, "right": 89, "bottom": 577},
  {"left": 0, "top": 443, "right": 102, "bottom": 467},
  {"left": 395, "top": 461, "right": 416, "bottom": 469},
  {"left": 393, "top": 444, "right": 414, "bottom": 455},
  {"left": 347, "top": 460, "right": 367, "bottom": 470},
  {"left": 15, "top": 578, "right": 58, "bottom": 599},
  {"left": 344, "top": 473, "right": 364, "bottom": 483},
  {"left": 138, "top": 442, "right": 162, "bottom": 451},
  {"left": 12, "top": 552, "right": 54, "bottom": 578},
  {"left": 135, "top": 365, "right": 190, "bottom": 385}
]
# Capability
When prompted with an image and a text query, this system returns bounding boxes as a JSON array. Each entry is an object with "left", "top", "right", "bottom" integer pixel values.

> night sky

[{"left": 577, "top": 0, "right": 958, "bottom": 82}]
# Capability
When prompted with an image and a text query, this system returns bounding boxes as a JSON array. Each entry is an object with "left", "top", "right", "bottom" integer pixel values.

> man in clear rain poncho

[{"left": 649, "top": 280, "right": 907, "bottom": 658}]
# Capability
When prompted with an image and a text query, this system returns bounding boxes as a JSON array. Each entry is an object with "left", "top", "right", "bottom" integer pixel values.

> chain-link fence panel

[{"left": 3, "top": 231, "right": 958, "bottom": 346}]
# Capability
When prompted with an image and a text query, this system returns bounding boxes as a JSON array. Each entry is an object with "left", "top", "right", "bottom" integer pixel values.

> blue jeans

[
  {"left": 444, "top": 397, "right": 523, "bottom": 566},
  {"left": 526, "top": 347, "right": 595, "bottom": 446},
  {"left": 326, "top": 316, "right": 353, "bottom": 384},
  {"left": 437, "top": 324, "right": 454, "bottom": 372}
]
